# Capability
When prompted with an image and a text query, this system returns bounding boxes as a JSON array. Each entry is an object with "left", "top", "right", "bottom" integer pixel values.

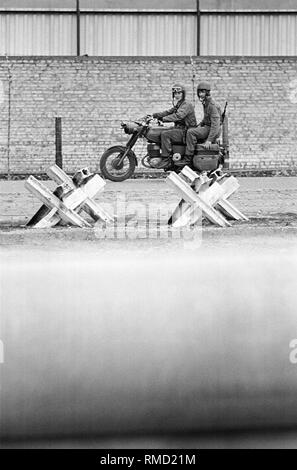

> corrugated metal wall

[
  {"left": 0, "top": 11, "right": 297, "bottom": 56},
  {"left": 0, "top": 14, "right": 76, "bottom": 55},
  {"left": 201, "top": 14, "right": 297, "bottom": 55},
  {"left": 80, "top": 14, "right": 196, "bottom": 56}
]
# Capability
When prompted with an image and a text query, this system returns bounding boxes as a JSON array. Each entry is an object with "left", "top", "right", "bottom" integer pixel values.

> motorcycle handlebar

[
  {"left": 121, "top": 116, "right": 163, "bottom": 127},
  {"left": 144, "top": 115, "right": 163, "bottom": 126}
]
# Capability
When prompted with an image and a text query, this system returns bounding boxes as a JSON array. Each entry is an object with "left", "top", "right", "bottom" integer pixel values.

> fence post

[{"left": 55, "top": 117, "right": 62, "bottom": 169}]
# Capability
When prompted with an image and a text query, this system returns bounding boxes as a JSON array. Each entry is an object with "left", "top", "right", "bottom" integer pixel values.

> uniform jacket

[
  {"left": 153, "top": 100, "right": 197, "bottom": 129},
  {"left": 199, "top": 96, "right": 221, "bottom": 142}
]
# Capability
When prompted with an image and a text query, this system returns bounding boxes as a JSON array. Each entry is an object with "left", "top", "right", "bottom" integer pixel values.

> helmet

[
  {"left": 172, "top": 84, "right": 186, "bottom": 100},
  {"left": 197, "top": 81, "right": 211, "bottom": 92}
]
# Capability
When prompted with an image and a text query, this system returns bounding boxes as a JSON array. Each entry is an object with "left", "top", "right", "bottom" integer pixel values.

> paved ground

[
  {"left": 1, "top": 176, "right": 297, "bottom": 220},
  {"left": 0, "top": 176, "right": 297, "bottom": 252}
]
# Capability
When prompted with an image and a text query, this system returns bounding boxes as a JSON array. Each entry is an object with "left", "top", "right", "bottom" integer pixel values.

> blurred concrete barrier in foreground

[{"left": 1, "top": 250, "right": 297, "bottom": 441}]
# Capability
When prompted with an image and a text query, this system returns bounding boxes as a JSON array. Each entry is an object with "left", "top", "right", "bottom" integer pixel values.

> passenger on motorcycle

[
  {"left": 178, "top": 81, "right": 221, "bottom": 167},
  {"left": 148, "top": 84, "right": 197, "bottom": 169}
]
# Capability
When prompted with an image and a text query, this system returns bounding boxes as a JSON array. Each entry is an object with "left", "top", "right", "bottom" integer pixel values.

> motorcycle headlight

[{"left": 122, "top": 122, "right": 139, "bottom": 134}]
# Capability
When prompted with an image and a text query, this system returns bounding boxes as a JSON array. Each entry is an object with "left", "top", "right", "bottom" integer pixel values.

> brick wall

[{"left": 0, "top": 56, "right": 297, "bottom": 175}]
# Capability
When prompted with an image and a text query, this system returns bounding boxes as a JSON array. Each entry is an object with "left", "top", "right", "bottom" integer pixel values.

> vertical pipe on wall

[
  {"left": 190, "top": 55, "right": 196, "bottom": 105},
  {"left": 196, "top": 0, "right": 200, "bottom": 56},
  {"left": 76, "top": 0, "right": 80, "bottom": 56}
]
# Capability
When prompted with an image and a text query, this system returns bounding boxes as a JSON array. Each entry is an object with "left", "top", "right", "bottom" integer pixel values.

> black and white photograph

[{"left": 0, "top": 0, "right": 297, "bottom": 458}]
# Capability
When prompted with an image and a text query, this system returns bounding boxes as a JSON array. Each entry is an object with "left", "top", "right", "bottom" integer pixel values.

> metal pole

[
  {"left": 55, "top": 117, "right": 62, "bottom": 169},
  {"left": 196, "top": 0, "right": 200, "bottom": 56},
  {"left": 76, "top": 0, "right": 80, "bottom": 56}
]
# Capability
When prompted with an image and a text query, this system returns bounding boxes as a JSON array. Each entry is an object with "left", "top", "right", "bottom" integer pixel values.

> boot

[
  {"left": 175, "top": 154, "right": 193, "bottom": 167},
  {"left": 155, "top": 157, "right": 171, "bottom": 169}
]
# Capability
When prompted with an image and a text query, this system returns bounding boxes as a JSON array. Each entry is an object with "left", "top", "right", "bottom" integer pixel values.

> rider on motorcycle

[
  {"left": 149, "top": 84, "right": 197, "bottom": 169},
  {"left": 177, "top": 81, "right": 222, "bottom": 167}
]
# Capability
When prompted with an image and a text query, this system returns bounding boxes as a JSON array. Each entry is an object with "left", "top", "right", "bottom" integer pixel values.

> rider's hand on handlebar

[{"left": 138, "top": 115, "right": 151, "bottom": 123}]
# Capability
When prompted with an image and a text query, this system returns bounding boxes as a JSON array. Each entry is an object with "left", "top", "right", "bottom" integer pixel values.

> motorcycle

[{"left": 99, "top": 113, "right": 229, "bottom": 182}]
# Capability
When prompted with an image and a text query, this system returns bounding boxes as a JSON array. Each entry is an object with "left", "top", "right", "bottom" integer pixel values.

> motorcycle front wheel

[{"left": 99, "top": 146, "right": 136, "bottom": 182}]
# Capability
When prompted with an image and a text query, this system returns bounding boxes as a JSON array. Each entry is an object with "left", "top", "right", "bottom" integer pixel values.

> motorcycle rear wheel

[{"left": 99, "top": 146, "right": 136, "bottom": 182}]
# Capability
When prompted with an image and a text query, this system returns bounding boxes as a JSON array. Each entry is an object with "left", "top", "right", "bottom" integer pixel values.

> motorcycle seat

[{"left": 171, "top": 138, "right": 207, "bottom": 146}]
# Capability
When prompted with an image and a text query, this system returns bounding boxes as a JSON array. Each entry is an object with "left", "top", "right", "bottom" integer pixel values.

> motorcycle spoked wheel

[{"left": 99, "top": 146, "right": 136, "bottom": 182}]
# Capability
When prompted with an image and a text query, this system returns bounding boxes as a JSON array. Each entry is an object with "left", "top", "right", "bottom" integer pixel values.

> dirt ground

[{"left": 0, "top": 176, "right": 297, "bottom": 253}]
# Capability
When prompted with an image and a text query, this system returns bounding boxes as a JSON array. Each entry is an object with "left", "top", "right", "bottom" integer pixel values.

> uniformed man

[
  {"left": 150, "top": 84, "right": 197, "bottom": 168},
  {"left": 178, "top": 81, "right": 222, "bottom": 167}
]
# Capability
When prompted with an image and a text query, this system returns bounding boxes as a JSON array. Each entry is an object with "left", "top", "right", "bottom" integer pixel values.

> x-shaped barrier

[
  {"left": 167, "top": 166, "right": 248, "bottom": 228},
  {"left": 25, "top": 165, "right": 247, "bottom": 231},
  {"left": 25, "top": 165, "right": 114, "bottom": 228}
]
